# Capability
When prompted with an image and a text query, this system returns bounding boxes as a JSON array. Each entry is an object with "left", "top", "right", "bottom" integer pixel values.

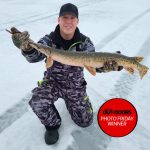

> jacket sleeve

[
  {"left": 82, "top": 37, "right": 95, "bottom": 52},
  {"left": 21, "top": 35, "right": 52, "bottom": 63}
]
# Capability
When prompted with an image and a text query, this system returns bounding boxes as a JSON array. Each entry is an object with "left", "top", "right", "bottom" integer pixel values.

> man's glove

[
  {"left": 12, "top": 31, "right": 32, "bottom": 51},
  {"left": 96, "top": 51, "right": 123, "bottom": 73}
]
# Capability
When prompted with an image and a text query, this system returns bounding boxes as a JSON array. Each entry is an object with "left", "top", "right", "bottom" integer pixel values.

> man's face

[{"left": 58, "top": 14, "right": 79, "bottom": 36}]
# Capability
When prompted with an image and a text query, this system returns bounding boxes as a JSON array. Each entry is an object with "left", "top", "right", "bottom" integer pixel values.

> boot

[{"left": 44, "top": 129, "right": 59, "bottom": 145}]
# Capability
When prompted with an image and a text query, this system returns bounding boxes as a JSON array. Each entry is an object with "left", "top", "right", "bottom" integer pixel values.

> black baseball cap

[{"left": 59, "top": 3, "right": 78, "bottom": 18}]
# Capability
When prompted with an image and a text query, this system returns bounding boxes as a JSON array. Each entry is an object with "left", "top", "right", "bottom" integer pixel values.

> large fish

[{"left": 8, "top": 27, "right": 149, "bottom": 79}]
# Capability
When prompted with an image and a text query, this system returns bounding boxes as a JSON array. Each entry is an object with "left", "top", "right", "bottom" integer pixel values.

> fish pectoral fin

[
  {"left": 124, "top": 67, "right": 134, "bottom": 75},
  {"left": 46, "top": 57, "right": 53, "bottom": 68},
  {"left": 84, "top": 66, "right": 96, "bottom": 76}
]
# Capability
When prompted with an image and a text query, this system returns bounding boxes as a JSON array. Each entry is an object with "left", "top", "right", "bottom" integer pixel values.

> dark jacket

[{"left": 22, "top": 25, "right": 95, "bottom": 88}]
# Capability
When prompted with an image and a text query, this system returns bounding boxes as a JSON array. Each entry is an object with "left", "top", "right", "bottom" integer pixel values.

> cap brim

[{"left": 59, "top": 12, "right": 78, "bottom": 18}]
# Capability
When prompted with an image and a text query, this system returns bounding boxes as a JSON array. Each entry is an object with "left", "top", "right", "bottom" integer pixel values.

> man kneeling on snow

[{"left": 11, "top": 3, "right": 122, "bottom": 145}]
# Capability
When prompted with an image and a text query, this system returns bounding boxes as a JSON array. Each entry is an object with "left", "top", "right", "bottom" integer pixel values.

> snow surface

[{"left": 0, "top": 0, "right": 150, "bottom": 149}]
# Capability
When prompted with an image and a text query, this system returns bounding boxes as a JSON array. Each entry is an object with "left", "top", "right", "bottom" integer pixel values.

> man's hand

[
  {"left": 96, "top": 61, "right": 123, "bottom": 73},
  {"left": 12, "top": 31, "right": 32, "bottom": 51},
  {"left": 96, "top": 51, "right": 123, "bottom": 73}
]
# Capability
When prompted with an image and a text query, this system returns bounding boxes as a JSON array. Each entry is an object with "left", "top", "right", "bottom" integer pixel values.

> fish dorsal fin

[
  {"left": 134, "top": 56, "right": 144, "bottom": 62},
  {"left": 124, "top": 67, "right": 134, "bottom": 74},
  {"left": 84, "top": 65, "right": 96, "bottom": 76},
  {"left": 46, "top": 57, "right": 53, "bottom": 68}
]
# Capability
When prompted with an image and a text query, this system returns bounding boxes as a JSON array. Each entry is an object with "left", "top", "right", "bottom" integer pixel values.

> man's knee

[
  {"left": 29, "top": 94, "right": 50, "bottom": 113},
  {"left": 72, "top": 112, "right": 93, "bottom": 127},
  {"left": 29, "top": 95, "right": 40, "bottom": 110}
]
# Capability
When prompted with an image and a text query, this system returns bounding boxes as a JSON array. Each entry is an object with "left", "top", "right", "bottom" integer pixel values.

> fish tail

[{"left": 138, "top": 64, "right": 149, "bottom": 79}]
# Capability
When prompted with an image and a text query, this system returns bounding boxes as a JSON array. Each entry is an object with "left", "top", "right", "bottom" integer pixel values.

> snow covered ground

[{"left": 0, "top": 0, "right": 150, "bottom": 149}]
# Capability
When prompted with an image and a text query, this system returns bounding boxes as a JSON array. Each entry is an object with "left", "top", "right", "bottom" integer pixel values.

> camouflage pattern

[
  {"left": 23, "top": 25, "right": 95, "bottom": 129},
  {"left": 29, "top": 74, "right": 93, "bottom": 127}
]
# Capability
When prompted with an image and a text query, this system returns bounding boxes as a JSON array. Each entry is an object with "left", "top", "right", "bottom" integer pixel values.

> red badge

[{"left": 97, "top": 98, "right": 138, "bottom": 137}]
